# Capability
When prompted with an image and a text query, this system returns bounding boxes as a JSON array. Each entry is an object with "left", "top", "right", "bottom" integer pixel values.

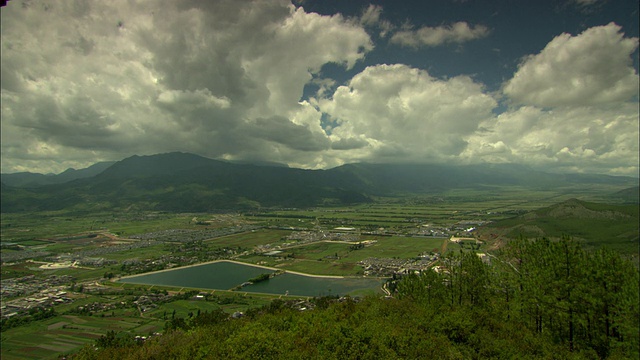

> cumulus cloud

[
  {"left": 315, "top": 64, "right": 497, "bottom": 164},
  {"left": 1, "top": 2, "right": 637, "bottom": 177},
  {"left": 390, "top": 22, "right": 489, "bottom": 47},
  {"left": 463, "top": 104, "right": 639, "bottom": 175},
  {"left": 467, "top": 22, "right": 638, "bottom": 176},
  {"left": 503, "top": 23, "right": 639, "bottom": 107},
  {"left": 471, "top": 23, "right": 639, "bottom": 176},
  {"left": 0, "top": 0, "right": 371, "bottom": 173}
]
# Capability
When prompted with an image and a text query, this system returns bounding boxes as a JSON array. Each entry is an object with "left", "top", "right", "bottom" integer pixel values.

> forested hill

[
  {"left": 69, "top": 238, "right": 639, "bottom": 360},
  {"left": 480, "top": 199, "right": 639, "bottom": 255},
  {"left": 1, "top": 152, "right": 638, "bottom": 212}
]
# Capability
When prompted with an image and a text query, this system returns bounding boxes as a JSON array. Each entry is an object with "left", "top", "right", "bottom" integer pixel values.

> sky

[{"left": 1, "top": 0, "right": 638, "bottom": 176}]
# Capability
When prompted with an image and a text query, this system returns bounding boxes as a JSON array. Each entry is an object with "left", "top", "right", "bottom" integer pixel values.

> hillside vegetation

[
  {"left": 481, "top": 199, "right": 639, "bottom": 255},
  {"left": 70, "top": 238, "right": 638, "bottom": 360}
]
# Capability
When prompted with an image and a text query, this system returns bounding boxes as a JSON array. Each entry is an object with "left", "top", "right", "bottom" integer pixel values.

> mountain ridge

[
  {"left": 1, "top": 152, "right": 638, "bottom": 212},
  {"left": 0, "top": 161, "right": 116, "bottom": 187}
]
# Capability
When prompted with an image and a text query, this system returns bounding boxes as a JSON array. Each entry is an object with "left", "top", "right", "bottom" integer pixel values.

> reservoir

[{"left": 118, "top": 260, "right": 384, "bottom": 297}]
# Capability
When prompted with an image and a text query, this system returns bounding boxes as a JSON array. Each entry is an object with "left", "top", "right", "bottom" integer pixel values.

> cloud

[
  {"left": 464, "top": 23, "right": 640, "bottom": 176},
  {"left": 244, "top": 115, "right": 330, "bottom": 152},
  {"left": 315, "top": 64, "right": 497, "bottom": 164},
  {"left": 357, "top": 4, "right": 394, "bottom": 37},
  {"left": 359, "top": 4, "right": 383, "bottom": 26},
  {"left": 463, "top": 104, "right": 639, "bottom": 176},
  {"left": 157, "top": 89, "right": 231, "bottom": 109},
  {"left": 0, "top": 0, "right": 371, "bottom": 174},
  {"left": 1, "top": 2, "right": 636, "bottom": 177},
  {"left": 390, "top": 22, "right": 489, "bottom": 47},
  {"left": 503, "top": 23, "right": 639, "bottom": 107},
  {"left": 571, "top": 0, "right": 604, "bottom": 9}
]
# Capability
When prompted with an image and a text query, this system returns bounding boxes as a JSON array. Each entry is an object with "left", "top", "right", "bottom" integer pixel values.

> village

[{"left": 1, "top": 216, "right": 485, "bottom": 327}]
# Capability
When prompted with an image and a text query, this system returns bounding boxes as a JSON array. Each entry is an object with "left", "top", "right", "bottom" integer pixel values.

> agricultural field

[
  {"left": 243, "top": 186, "right": 621, "bottom": 229},
  {"left": 0, "top": 289, "right": 277, "bottom": 360},
  {"left": 1, "top": 185, "right": 636, "bottom": 359},
  {"left": 0, "top": 212, "right": 246, "bottom": 245}
]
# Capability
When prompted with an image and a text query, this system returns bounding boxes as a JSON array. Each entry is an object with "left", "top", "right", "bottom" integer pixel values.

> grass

[
  {"left": 1, "top": 312, "right": 158, "bottom": 360},
  {"left": 236, "top": 237, "right": 445, "bottom": 276},
  {"left": 205, "top": 229, "right": 291, "bottom": 248}
]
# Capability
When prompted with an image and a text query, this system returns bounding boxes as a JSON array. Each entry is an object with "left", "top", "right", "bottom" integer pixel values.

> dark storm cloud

[
  {"left": 247, "top": 116, "right": 330, "bottom": 152},
  {"left": 330, "top": 137, "right": 369, "bottom": 151}
]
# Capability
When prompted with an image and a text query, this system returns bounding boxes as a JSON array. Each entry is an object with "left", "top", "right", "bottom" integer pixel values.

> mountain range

[
  {"left": 0, "top": 161, "right": 116, "bottom": 187},
  {"left": 1, "top": 152, "right": 638, "bottom": 212}
]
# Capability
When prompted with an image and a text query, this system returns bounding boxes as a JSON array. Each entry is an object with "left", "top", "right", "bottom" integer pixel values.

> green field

[
  {"left": 2, "top": 185, "right": 637, "bottom": 359},
  {"left": 0, "top": 289, "right": 283, "bottom": 360},
  {"left": 235, "top": 236, "right": 445, "bottom": 276},
  {"left": 204, "top": 229, "right": 291, "bottom": 248}
]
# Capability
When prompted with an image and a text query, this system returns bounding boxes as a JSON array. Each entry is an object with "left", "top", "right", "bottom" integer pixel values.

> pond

[{"left": 118, "top": 260, "right": 384, "bottom": 297}]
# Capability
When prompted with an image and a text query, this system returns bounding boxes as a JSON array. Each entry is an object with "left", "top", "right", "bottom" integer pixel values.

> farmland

[{"left": 1, "top": 185, "right": 638, "bottom": 359}]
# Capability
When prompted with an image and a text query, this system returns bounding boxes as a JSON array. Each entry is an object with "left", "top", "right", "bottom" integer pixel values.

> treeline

[
  {"left": 396, "top": 238, "right": 639, "bottom": 358},
  {"left": 247, "top": 273, "right": 271, "bottom": 283},
  {"left": 68, "top": 238, "right": 638, "bottom": 359}
]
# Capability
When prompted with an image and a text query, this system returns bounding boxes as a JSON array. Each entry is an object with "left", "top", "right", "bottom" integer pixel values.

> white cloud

[
  {"left": 463, "top": 104, "right": 639, "bottom": 175},
  {"left": 572, "top": 0, "right": 601, "bottom": 7},
  {"left": 0, "top": 0, "right": 372, "bottom": 174},
  {"left": 357, "top": 4, "right": 394, "bottom": 37},
  {"left": 1, "top": 2, "right": 636, "bottom": 178},
  {"left": 157, "top": 89, "right": 231, "bottom": 109},
  {"left": 503, "top": 23, "right": 639, "bottom": 107},
  {"left": 359, "top": 4, "right": 383, "bottom": 27},
  {"left": 390, "top": 21, "right": 489, "bottom": 47},
  {"left": 315, "top": 64, "right": 497, "bottom": 164},
  {"left": 489, "top": 23, "right": 639, "bottom": 176}
]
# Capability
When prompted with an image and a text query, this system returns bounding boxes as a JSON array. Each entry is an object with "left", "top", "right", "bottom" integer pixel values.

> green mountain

[
  {"left": 1, "top": 153, "right": 370, "bottom": 212},
  {"left": 1, "top": 152, "right": 638, "bottom": 213},
  {"left": 481, "top": 198, "right": 639, "bottom": 254}
]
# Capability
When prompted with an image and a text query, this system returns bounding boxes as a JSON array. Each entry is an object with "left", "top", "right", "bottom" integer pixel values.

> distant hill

[
  {"left": 0, "top": 153, "right": 370, "bottom": 212},
  {"left": 607, "top": 186, "right": 640, "bottom": 204},
  {"left": 480, "top": 198, "right": 639, "bottom": 255},
  {"left": 1, "top": 152, "right": 638, "bottom": 213},
  {"left": 0, "top": 161, "right": 115, "bottom": 187},
  {"left": 331, "top": 162, "right": 635, "bottom": 194}
]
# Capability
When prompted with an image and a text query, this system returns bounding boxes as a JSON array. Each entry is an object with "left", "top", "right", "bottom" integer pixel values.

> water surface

[{"left": 118, "top": 261, "right": 383, "bottom": 296}]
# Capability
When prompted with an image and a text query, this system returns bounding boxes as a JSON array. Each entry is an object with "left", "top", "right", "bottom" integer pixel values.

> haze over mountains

[{"left": 1, "top": 152, "right": 638, "bottom": 213}]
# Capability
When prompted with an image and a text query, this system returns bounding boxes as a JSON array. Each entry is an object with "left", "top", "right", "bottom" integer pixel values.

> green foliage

[
  {"left": 68, "top": 238, "right": 639, "bottom": 359},
  {"left": 487, "top": 199, "right": 639, "bottom": 254},
  {"left": 0, "top": 307, "right": 57, "bottom": 332},
  {"left": 247, "top": 273, "right": 271, "bottom": 283}
]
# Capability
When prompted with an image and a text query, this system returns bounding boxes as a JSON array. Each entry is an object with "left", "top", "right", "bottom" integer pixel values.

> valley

[
  {"left": 1, "top": 154, "right": 638, "bottom": 359},
  {"left": 1, "top": 183, "right": 638, "bottom": 359}
]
